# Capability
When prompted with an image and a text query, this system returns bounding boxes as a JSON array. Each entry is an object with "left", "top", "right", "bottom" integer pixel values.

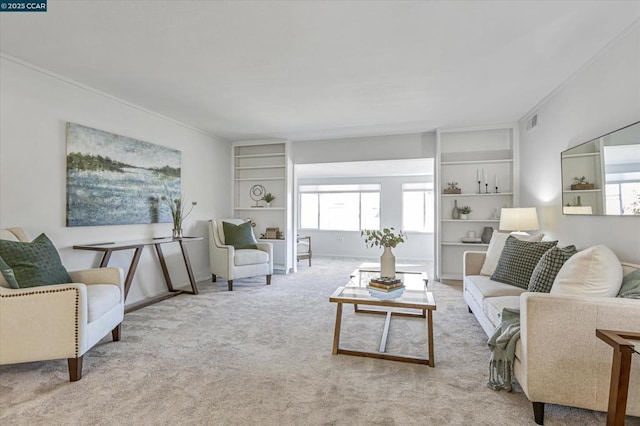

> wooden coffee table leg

[
  {"left": 332, "top": 303, "right": 343, "bottom": 355},
  {"left": 427, "top": 309, "right": 434, "bottom": 367}
]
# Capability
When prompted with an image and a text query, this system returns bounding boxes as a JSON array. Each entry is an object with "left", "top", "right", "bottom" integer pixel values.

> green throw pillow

[
  {"left": 491, "top": 236, "right": 557, "bottom": 289},
  {"left": 0, "top": 233, "right": 72, "bottom": 288},
  {"left": 0, "top": 254, "right": 19, "bottom": 289},
  {"left": 222, "top": 221, "right": 258, "bottom": 249},
  {"left": 528, "top": 245, "right": 577, "bottom": 293},
  {"left": 617, "top": 269, "right": 640, "bottom": 299}
]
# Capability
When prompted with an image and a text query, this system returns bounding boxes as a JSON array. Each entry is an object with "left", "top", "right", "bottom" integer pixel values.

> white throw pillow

[
  {"left": 550, "top": 245, "right": 623, "bottom": 297},
  {"left": 480, "top": 231, "right": 544, "bottom": 276}
]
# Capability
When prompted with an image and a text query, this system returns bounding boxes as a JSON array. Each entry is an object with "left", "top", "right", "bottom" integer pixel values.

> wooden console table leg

[
  {"left": 124, "top": 246, "right": 144, "bottom": 299},
  {"left": 606, "top": 345, "right": 634, "bottom": 426},
  {"left": 332, "top": 303, "right": 343, "bottom": 355},
  {"left": 178, "top": 239, "right": 199, "bottom": 295},
  {"left": 427, "top": 310, "right": 434, "bottom": 367},
  {"left": 98, "top": 251, "right": 113, "bottom": 267},
  {"left": 154, "top": 243, "right": 176, "bottom": 292}
]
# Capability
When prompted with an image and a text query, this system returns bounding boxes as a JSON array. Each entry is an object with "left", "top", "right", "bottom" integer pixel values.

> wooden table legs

[
  {"left": 596, "top": 329, "right": 640, "bottom": 426},
  {"left": 97, "top": 245, "right": 144, "bottom": 299},
  {"left": 153, "top": 240, "right": 199, "bottom": 295},
  {"left": 332, "top": 302, "right": 435, "bottom": 366}
]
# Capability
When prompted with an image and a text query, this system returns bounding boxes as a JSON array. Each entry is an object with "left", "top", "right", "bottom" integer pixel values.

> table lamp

[{"left": 499, "top": 207, "right": 539, "bottom": 234}]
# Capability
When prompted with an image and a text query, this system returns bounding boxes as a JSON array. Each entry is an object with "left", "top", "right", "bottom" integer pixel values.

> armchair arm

[
  {"left": 0, "top": 283, "right": 89, "bottom": 364},
  {"left": 69, "top": 267, "right": 124, "bottom": 304},
  {"left": 518, "top": 293, "right": 640, "bottom": 411},
  {"left": 256, "top": 242, "right": 274, "bottom": 274},
  {"left": 463, "top": 251, "right": 486, "bottom": 276}
]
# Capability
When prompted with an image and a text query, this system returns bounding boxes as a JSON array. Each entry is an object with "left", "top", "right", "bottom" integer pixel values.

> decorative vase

[
  {"left": 380, "top": 246, "right": 396, "bottom": 279},
  {"left": 481, "top": 226, "right": 494, "bottom": 244},
  {"left": 460, "top": 213, "right": 468, "bottom": 220},
  {"left": 452, "top": 200, "right": 460, "bottom": 219},
  {"left": 172, "top": 228, "right": 183, "bottom": 239},
  {"left": 266, "top": 202, "right": 272, "bottom": 208}
]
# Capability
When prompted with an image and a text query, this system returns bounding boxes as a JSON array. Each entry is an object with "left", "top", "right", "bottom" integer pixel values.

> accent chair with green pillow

[
  {"left": 208, "top": 219, "right": 273, "bottom": 291},
  {"left": 0, "top": 227, "right": 124, "bottom": 382}
]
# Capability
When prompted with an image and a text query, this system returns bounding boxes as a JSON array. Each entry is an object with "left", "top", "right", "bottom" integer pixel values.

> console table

[
  {"left": 596, "top": 329, "right": 640, "bottom": 426},
  {"left": 74, "top": 236, "right": 203, "bottom": 312}
]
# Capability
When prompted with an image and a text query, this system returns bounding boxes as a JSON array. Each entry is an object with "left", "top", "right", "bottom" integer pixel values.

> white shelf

[
  {"left": 562, "top": 152, "right": 600, "bottom": 159},
  {"left": 442, "top": 242, "right": 489, "bottom": 246},
  {"left": 234, "top": 165, "right": 284, "bottom": 170},
  {"left": 441, "top": 192, "right": 513, "bottom": 197},
  {"left": 441, "top": 159, "right": 513, "bottom": 166},
  {"left": 234, "top": 207, "right": 285, "bottom": 211},
  {"left": 562, "top": 189, "right": 602, "bottom": 193},
  {"left": 234, "top": 177, "right": 285, "bottom": 182},
  {"left": 441, "top": 219, "right": 500, "bottom": 223},
  {"left": 235, "top": 153, "right": 285, "bottom": 159}
]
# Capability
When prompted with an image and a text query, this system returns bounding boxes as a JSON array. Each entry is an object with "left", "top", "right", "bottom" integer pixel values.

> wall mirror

[{"left": 561, "top": 121, "right": 640, "bottom": 216}]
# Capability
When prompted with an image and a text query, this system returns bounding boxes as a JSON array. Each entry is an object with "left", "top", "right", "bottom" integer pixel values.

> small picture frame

[{"left": 265, "top": 227, "right": 279, "bottom": 239}]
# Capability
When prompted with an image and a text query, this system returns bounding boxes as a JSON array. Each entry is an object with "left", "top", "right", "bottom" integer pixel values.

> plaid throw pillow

[
  {"left": 490, "top": 236, "right": 557, "bottom": 289},
  {"left": 528, "top": 245, "right": 577, "bottom": 293}
]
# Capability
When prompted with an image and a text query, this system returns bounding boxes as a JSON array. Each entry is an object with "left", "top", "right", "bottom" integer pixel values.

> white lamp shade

[{"left": 499, "top": 207, "right": 540, "bottom": 232}]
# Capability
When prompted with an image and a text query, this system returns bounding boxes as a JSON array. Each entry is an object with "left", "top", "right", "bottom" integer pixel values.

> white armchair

[
  {"left": 208, "top": 219, "right": 273, "bottom": 291},
  {"left": 0, "top": 227, "right": 124, "bottom": 381}
]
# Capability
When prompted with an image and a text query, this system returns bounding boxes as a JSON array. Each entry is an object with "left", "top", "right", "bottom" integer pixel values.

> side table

[{"left": 596, "top": 329, "right": 640, "bottom": 426}]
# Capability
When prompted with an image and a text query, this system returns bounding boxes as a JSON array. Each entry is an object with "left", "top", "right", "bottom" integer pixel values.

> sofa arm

[
  {"left": 518, "top": 292, "right": 640, "bottom": 412},
  {"left": 463, "top": 251, "right": 486, "bottom": 276},
  {"left": 0, "top": 283, "right": 89, "bottom": 364}
]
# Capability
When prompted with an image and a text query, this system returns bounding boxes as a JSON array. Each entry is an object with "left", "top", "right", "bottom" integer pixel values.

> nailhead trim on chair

[{"left": 1, "top": 287, "right": 80, "bottom": 357}]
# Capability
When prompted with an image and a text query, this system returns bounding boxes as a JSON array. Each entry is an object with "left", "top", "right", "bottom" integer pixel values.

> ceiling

[{"left": 1, "top": 1, "right": 638, "bottom": 142}]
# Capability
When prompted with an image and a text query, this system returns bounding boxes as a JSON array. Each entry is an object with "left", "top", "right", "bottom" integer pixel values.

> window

[
  {"left": 402, "top": 182, "right": 434, "bottom": 232},
  {"left": 299, "top": 184, "right": 380, "bottom": 231}
]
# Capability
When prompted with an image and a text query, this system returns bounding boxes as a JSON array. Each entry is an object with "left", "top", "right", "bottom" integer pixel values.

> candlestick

[
  {"left": 477, "top": 181, "right": 481, "bottom": 194},
  {"left": 485, "top": 183, "right": 489, "bottom": 194},
  {"left": 495, "top": 186, "right": 499, "bottom": 194}
]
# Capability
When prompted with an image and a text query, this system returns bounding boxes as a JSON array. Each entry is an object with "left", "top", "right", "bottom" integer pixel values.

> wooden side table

[
  {"left": 74, "top": 236, "right": 203, "bottom": 312},
  {"left": 596, "top": 329, "right": 640, "bottom": 426}
]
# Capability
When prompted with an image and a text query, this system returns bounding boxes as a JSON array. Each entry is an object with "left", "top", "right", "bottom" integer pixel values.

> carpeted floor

[{"left": 1, "top": 257, "right": 637, "bottom": 425}]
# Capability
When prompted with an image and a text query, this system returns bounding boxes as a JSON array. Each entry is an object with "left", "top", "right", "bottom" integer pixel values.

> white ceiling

[{"left": 1, "top": 1, "right": 638, "bottom": 142}]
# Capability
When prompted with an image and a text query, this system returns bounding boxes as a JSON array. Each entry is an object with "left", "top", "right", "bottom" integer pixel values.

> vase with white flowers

[
  {"left": 161, "top": 194, "right": 197, "bottom": 239},
  {"left": 361, "top": 227, "right": 407, "bottom": 278}
]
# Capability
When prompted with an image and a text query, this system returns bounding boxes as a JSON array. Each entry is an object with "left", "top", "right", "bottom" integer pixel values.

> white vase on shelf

[
  {"left": 380, "top": 247, "right": 396, "bottom": 279},
  {"left": 460, "top": 214, "right": 468, "bottom": 220}
]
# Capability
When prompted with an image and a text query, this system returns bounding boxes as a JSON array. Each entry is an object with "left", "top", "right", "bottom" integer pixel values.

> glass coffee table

[{"left": 330, "top": 269, "right": 436, "bottom": 366}]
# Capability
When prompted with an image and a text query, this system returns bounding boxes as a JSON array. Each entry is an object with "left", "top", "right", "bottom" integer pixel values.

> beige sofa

[{"left": 463, "top": 250, "right": 640, "bottom": 425}]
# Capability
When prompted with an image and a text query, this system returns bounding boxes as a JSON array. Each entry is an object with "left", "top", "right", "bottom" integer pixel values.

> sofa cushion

[
  {"left": 551, "top": 245, "right": 623, "bottom": 297},
  {"left": 480, "top": 231, "right": 544, "bottom": 276},
  {"left": 223, "top": 221, "right": 258, "bottom": 250},
  {"left": 465, "top": 274, "right": 526, "bottom": 309},
  {"left": 86, "top": 284, "right": 121, "bottom": 323},
  {"left": 0, "top": 233, "right": 72, "bottom": 288},
  {"left": 528, "top": 245, "right": 577, "bottom": 293},
  {"left": 234, "top": 249, "right": 269, "bottom": 266},
  {"left": 618, "top": 269, "right": 640, "bottom": 299},
  {"left": 0, "top": 255, "right": 18, "bottom": 289},
  {"left": 491, "top": 237, "right": 557, "bottom": 289},
  {"left": 485, "top": 296, "right": 521, "bottom": 329}
]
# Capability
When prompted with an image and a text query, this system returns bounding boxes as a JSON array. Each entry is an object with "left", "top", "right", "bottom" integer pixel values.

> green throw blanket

[{"left": 487, "top": 307, "right": 520, "bottom": 391}]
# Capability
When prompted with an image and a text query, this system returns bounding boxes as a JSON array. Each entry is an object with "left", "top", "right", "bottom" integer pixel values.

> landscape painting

[{"left": 66, "top": 123, "right": 181, "bottom": 227}]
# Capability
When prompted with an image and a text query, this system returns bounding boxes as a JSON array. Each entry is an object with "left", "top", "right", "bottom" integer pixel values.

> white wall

[
  {"left": 518, "top": 22, "right": 640, "bottom": 263},
  {"left": 293, "top": 133, "right": 436, "bottom": 261},
  {"left": 293, "top": 132, "right": 436, "bottom": 164},
  {"left": 0, "top": 57, "right": 231, "bottom": 306}
]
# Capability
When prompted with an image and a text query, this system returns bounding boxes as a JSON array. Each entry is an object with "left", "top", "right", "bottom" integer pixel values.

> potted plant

[
  {"left": 262, "top": 192, "right": 275, "bottom": 207},
  {"left": 361, "top": 227, "right": 407, "bottom": 278},
  {"left": 459, "top": 206, "right": 472, "bottom": 220},
  {"left": 161, "top": 194, "right": 197, "bottom": 239}
]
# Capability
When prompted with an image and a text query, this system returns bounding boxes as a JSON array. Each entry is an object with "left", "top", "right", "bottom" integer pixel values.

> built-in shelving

[
  {"left": 232, "top": 140, "right": 293, "bottom": 273},
  {"left": 436, "top": 124, "right": 518, "bottom": 281}
]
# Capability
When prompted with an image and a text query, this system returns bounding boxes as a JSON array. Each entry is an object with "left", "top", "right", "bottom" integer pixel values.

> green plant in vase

[
  {"left": 459, "top": 206, "right": 472, "bottom": 219},
  {"left": 361, "top": 227, "right": 407, "bottom": 278},
  {"left": 161, "top": 194, "right": 197, "bottom": 239},
  {"left": 262, "top": 192, "right": 275, "bottom": 207}
]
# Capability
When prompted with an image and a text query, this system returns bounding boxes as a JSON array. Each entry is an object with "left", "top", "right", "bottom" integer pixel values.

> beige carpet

[{"left": 1, "top": 257, "right": 637, "bottom": 425}]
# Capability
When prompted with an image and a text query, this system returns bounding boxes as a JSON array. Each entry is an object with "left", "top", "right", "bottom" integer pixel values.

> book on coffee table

[{"left": 367, "top": 284, "right": 405, "bottom": 293}]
